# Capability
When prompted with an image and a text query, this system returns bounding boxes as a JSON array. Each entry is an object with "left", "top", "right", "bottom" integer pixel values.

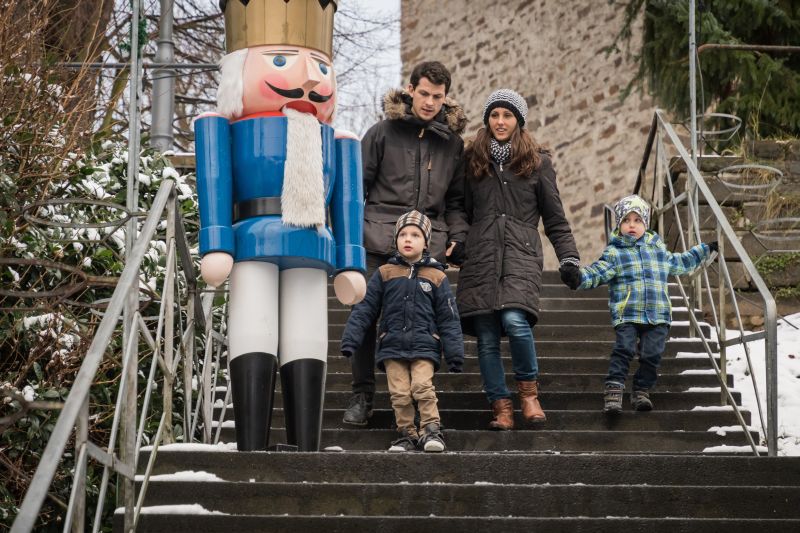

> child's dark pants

[{"left": 606, "top": 323, "right": 669, "bottom": 390}]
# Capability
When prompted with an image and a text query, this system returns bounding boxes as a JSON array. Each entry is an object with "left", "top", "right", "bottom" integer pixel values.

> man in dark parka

[{"left": 343, "top": 61, "right": 470, "bottom": 426}]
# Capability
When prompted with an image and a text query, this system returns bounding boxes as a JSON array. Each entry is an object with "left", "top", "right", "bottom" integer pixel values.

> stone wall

[{"left": 400, "top": 0, "right": 654, "bottom": 267}]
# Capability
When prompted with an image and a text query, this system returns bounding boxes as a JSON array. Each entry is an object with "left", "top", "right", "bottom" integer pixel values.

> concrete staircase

[{"left": 118, "top": 271, "right": 800, "bottom": 532}]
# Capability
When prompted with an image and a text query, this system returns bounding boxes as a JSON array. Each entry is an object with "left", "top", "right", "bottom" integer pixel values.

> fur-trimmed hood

[{"left": 382, "top": 89, "right": 467, "bottom": 135}]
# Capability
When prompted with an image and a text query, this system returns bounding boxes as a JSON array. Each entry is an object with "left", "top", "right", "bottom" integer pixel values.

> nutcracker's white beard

[{"left": 282, "top": 107, "right": 326, "bottom": 228}]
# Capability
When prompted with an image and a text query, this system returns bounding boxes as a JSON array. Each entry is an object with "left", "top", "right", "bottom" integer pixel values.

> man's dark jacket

[
  {"left": 341, "top": 253, "right": 464, "bottom": 373},
  {"left": 361, "top": 90, "right": 469, "bottom": 262}
]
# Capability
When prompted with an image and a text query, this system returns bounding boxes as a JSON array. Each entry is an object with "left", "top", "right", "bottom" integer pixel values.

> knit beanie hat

[
  {"left": 483, "top": 89, "right": 528, "bottom": 127},
  {"left": 614, "top": 194, "right": 651, "bottom": 229},
  {"left": 394, "top": 210, "right": 432, "bottom": 245}
]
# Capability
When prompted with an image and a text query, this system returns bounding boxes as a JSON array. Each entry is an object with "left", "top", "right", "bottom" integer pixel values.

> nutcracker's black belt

[{"left": 233, "top": 196, "right": 281, "bottom": 223}]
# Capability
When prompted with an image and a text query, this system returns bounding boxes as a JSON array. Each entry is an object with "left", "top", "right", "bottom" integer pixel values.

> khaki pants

[{"left": 384, "top": 359, "right": 439, "bottom": 438}]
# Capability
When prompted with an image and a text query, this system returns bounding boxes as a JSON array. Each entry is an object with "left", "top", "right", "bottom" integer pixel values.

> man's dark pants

[{"left": 349, "top": 252, "right": 389, "bottom": 395}]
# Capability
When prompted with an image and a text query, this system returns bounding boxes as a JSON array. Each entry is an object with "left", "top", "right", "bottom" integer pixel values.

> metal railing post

[
  {"left": 162, "top": 192, "right": 177, "bottom": 444},
  {"left": 68, "top": 397, "right": 89, "bottom": 532},
  {"left": 765, "top": 304, "right": 779, "bottom": 456},
  {"left": 122, "top": 0, "right": 142, "bottom": 528},
  {"left": 717, "top": 226, "right": 727, "bottom": 405}
]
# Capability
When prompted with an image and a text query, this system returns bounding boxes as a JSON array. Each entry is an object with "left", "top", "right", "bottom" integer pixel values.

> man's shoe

[
  {"left": 388, "top": 429, "right": 419, "bottom": 452},
  {"left": 631, "top": 390, "right": 653, "bottom": 411},
  {"left": 419, "top": 423, "right": 445, "bottom": 452},
  {"left": 342, "top": 392, "right": 373, "bottom": 426},
  {"left": 603, "top": 383, "right": 624, "bottom": 415}
]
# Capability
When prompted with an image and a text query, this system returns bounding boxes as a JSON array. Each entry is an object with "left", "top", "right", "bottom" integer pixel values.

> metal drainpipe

[{"left": 151, "top": 0, "right": 176, "bottom": 152}]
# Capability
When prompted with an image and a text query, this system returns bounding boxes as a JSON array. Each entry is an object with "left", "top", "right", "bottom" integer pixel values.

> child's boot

[
  {"left": 419, "top": 422, "right": 445, "bottom": 452},
  {"left": 631, "top": 390, "right": 653, "bottom": 411},
  {"left": 388, "top": 428, "right": 419, "bottom": 452},
  {"left": 603, "top": 383, "right": 623, "bottom": 414}
]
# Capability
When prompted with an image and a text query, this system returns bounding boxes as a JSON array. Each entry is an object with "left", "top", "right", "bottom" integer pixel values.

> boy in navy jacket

[{"left": 341, "top": 210, "right": 464, "bottom": 452}]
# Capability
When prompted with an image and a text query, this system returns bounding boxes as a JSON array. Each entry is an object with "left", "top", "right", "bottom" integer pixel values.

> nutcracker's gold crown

[{"left": 220, "top": 0, "right": 337, "bottom": 56}]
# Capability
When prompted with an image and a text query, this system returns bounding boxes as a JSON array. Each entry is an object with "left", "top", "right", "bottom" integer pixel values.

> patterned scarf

[{"left": 489, "top": 138, "right": 511, "bottom": 165}]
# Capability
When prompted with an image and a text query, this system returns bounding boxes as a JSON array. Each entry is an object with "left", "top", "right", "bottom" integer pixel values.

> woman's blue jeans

[{"left": 473, "top": 309, "right": 538, "bottom": 403}]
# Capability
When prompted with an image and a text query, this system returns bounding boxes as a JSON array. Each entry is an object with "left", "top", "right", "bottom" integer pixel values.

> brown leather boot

[
  {"left": 489, "top": 398, "right": 514, "bottom": 430},
  {"left": 518, "top": 380, "right": 546, "bottom": 423}
]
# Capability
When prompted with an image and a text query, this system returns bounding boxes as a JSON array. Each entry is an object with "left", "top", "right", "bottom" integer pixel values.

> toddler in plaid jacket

[{"left": 565, "top": 195, "right": 716, "bottom": 414}]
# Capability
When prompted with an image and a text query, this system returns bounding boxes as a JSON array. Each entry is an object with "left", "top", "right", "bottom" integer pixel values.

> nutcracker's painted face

[{"left": 241, "top": 45, "right": 336, "bottom": 123}]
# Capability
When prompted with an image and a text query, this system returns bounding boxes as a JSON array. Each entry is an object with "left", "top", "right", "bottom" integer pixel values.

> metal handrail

[
  {"left": 637, "top": 109, "right": 778, "bottom": 456},
  {"left": 11, "top": 178, "right": 221, "bottom": 531}
]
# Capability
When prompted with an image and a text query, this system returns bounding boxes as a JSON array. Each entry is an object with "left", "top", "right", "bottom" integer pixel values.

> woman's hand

[{"left": 559, "top": 263, "right": 581, "bottom": 290}]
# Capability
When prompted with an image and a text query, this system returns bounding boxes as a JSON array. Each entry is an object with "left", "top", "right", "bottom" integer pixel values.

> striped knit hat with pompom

[{"left": 483, "top": 89, "right": 528, "bottom": 127}]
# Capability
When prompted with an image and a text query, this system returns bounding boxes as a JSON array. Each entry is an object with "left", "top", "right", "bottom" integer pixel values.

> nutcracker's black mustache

[{"left": 266, "top": 82, "right": 332, "bottom": 102}]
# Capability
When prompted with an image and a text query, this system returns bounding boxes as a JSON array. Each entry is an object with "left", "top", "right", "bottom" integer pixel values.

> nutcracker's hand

[
  {"left": 333, "top": 270, "right": 367, "bottom": 305},
  {"left": 200, "top": 252, "right": 234, "bottom": 288}
]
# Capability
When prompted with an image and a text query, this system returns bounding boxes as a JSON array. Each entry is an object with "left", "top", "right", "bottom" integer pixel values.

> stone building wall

[{"left": 400, "top": 0, "right": 654, "bottom": 267}]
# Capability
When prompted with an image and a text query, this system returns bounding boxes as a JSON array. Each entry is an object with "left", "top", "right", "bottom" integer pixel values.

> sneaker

[
  {"left": 631, "top": 390, "right": 653, "bottom": 411},
  {"left": 388, "top": 429, "right": 418, "bottom": 452},
  {"left": 342, "top": 392, "right": 373, "bottom": 426},
  {"left": 419, "top": 423, "right": 445, "bottom": 453},
  {"left": 603, "top": 383, "right": 623, "bottom": 415}
]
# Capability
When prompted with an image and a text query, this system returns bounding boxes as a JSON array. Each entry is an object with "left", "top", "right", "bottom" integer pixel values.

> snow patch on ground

[
  {"left": 140, "top": 442, "right": 238, "bottom": 452},
  {"left": 723, "top": 312, "right": 800, "bottom": 456},
  {"left": 134, "top": 470, "right": 224, "bottom": 482},
  {"left": 117, "top": 504, "right": 227, "bottom": 515}
]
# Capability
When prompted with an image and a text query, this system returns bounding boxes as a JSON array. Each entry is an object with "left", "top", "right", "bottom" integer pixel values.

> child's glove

[
  {"left": 448, "top": 361, "right": 463, "bottom": 373},
  {"left": 707, "top": 241, "right": 718, "bottom": 253},
  {"left": 341, "top": 350, "right": 353, "bottom": 358},
  {"left": 559, "top": 263, "right": 581, "bottom": 290}
]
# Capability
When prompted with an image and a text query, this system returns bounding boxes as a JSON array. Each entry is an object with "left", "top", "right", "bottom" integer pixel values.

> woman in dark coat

[{"left": 457, "top": 89, "right": 580, "bottom": 430}]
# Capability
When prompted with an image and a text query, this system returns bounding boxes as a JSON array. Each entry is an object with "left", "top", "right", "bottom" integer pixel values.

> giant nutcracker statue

[{"left": 194, "top": 0, "right": 366, "bottom": 452}]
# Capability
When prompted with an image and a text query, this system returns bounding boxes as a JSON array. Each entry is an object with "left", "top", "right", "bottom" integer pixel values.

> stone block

[
  {"left": 669, "top": 156, "right": 744, "bottom": 175},
  {"left": 672, "top": 174, "right": 800, "bottom": 205},
  {"left": 746, "top": 140, "right": 786, "bottom": 160}
]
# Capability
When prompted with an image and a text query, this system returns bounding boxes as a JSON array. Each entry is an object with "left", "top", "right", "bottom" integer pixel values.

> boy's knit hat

[
  {"left": 614, "top": 194, "right": 651, "bottom": 229},
  {"left": 483, "top": 88, "right": 528, "bottom": 127},
  {"left": 395, "top": 210, "right": 432, "bottom": 244}
]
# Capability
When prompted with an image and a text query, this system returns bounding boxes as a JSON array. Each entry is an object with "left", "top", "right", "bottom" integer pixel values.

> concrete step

[
  {"left": 135, "top": 480, "right": 800, "bottom": 518},
  {"left": 328, "top": 281, "right": 688, "bottom": 299},
  {"left": 120, "top": 513, "right": 800, "bottom": 533},
  {"left": 326, "top": 323, "right": 712, "bottom": 341},
  {"left": 216, "top": 390, "right": 742, "bottom": 411},
  {"left": 213, "top": 408, "right": 751, "bottom": 432},
  {"left": 324, "top": 339, "right": 719, "bottom": 357},
  {"left": 319, "top": 354, "right": 720, "bottom": 374},
  {"left": 327, "top": 308, "right": 704, "bottom": 325},
  {"left": 141, "top": 452, "right": 798, "bottom": 486},
  {"left": 327, "top": 295, "right": 692, "bottom": 311},
  {"left": 214, "top": 427, "right": 757, "bottom": 452},
  {"left": 311, "top": 372, "right": 729, "bottom": 392}
]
